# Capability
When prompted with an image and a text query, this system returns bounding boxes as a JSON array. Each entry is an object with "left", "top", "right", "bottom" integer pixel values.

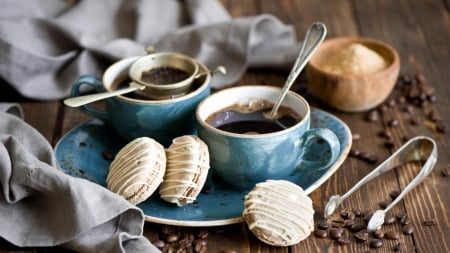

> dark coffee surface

[
  {"left": 140, "top": 66, "right": 190, "bottom": 85},
  {"left": 206, "top": 100, "right": 302, "bottom": 134}
]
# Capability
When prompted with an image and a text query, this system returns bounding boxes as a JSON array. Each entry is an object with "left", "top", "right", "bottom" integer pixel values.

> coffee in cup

[{"left": 196, "top": 85, "right": 341, "bottom": 190}]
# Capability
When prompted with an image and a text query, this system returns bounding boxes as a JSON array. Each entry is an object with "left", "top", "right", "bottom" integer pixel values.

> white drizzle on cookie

[
  {"left": 159, "top": 135, "right": 210, "bottom": 206},
  {"left": 106, "top": 137, "right": 166, "bottom": 205},
  {"left": 243, "top": 180, "right": 314, "bottom": 246}
]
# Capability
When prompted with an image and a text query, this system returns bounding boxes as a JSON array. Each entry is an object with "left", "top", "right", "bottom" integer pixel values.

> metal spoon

[
  {"left": 221, "top": 22, "right": 327, "bottom": 130},
  {"left": 63, "top": 67, "right": 226, "bottom": 108},
  {"left": 323, "top": 136, "right": 437, "bottom": 231},
  {"left": 265, "top": 21, "right": 327, "bottom": 119}
]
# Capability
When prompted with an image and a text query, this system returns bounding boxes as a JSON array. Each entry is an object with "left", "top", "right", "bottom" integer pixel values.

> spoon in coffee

[{"left": 265, "top": 21, "right": 327, "bottom": 121}]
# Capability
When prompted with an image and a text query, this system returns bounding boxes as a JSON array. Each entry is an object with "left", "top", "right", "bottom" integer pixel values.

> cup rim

[
  {"left": 103, "top": 55, "right": 211, "bottom": 105},
  {"left": 196, "top": 85, "right": 311, "bottom": 138}
]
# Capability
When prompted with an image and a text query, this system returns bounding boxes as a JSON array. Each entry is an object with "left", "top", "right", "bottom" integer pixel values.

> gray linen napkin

[
  {"left": 0, "top": 103, "right": 160, "bottom": 253},
  {"left": 0, "top": 0, "right": 299, "bottom": 100}
]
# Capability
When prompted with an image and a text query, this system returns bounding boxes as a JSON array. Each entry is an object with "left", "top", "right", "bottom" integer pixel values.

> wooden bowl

[{"left": 306, "top": 37, "right": 400, "bottom": 112}]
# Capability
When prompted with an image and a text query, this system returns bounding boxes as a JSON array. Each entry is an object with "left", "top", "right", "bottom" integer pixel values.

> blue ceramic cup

[
  {"left": 70, "top": 56, "right": 211, "bottom": 147},
  {"left": 196, "top": 85, "right": 341, "bottom": 190}
]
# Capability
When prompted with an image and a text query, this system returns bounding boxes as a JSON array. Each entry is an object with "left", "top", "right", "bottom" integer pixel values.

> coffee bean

[
  {"left": 369, "top": 239, "right": 383, "bottom": 248},
  {"left": 379, "top": 200, "right": 390, "bottom": 209},
  {"left": 332, "top": 221, "right": 345, "bottom": 228},
  {"left": 152, "top": 239, "right": 165, "bottom": 248},
  {"left": 365, "top": 110, "right": 379, "bottom": 122},
  {"left": 352, "top": 207, "right": 362, "bottom": 217},
  {"left": 337, "top": 236, "right": 352, "bottom": 245},
  {"left": 349, "top": 148, "right": 361, "bottom": 157},
  {"left": 314, "top": 229, "right": 328, "bottom": 238},
  {"left": 372, "top": 229, "right": 384, "bottom": 239},
  {"left": 166, "top": 233, "right": 179, "bottom": 243},
  {"left": 317, "top": 220, "right": 330, "bottom": 230},
  {"left": 353, "top": 230, "right": 369, "bottom": 242},
  {"left": 344, "top": 219, "right": 355, "bottom": 228},
  {"left": 101, "top": 150, "right": 114, "bottom": 160},
  {"left": 197, "top": 230, "right": 209, "bottom": 239},
  {"left": 329, "top": 227, "right": 344, "bottom": 239},
  {"left": 436, "top": 121, "right": 447, "bottom": 133},
  {"left": 384, "top": 140, "right": 395, "bottom": 149},
  {"left": 393, "top": 243, "right": 402, "bottom": 252},
  {"left": 403, "top": 224, "right": 414, "bottom": 235},
  {"left": 389, "top": 190, "right": 400, "bottom": 199},
  {"left": 384, "top": 214, "right": 396, "bottom": 225},
  {"left": 400, "top": 215, "right": 411, "bottom": 225},
  {"left": 378, "top": 130, "right": 392, "bottom": 139},
  {"left": 385, "top": 230, "right": 400, "bottom": 240},
  {"left": 423, "top": 218, "right": 437, "bottom": 226},
  {"left": 352, "top": 133, "right": 361, "bottom": 141},
  {"left": 388, "top": 119, "right": 399, "bottom": 127},
  {"left": 350, "top": 222, "right": 366, "bottom": 232},
  {"left": 441, "top": 168, "right": 450, "bottom": 177}
]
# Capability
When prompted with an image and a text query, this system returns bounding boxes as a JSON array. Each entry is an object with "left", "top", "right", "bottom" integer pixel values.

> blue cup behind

[
  {"left": 70, "top": 56, "right": 211, "bottom": 147},
  {"left": 196, "top": 85, "right": 341, "bottom": 190}
]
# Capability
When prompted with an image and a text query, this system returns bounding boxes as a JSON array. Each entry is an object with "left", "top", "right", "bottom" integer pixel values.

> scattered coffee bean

[
  {"left": 337, "top": 236, "right": 352, "bottom": 245},
  {"left": 403, "top": 224, "right": 414, "bottom": 235},
  {"left": 365, "top": 110, "right": 379, "bottom": 122},
  {"left": 379, "top": 130, "right": 392, "bottom": 139},
  {"left": 393, "top": 243, "right": 402, "bottom": 251},
  {"left": 379, "top": 200, "right": 390, "bottom": 209},
  {"left": 314, "top": 229, "right": 328, "bottom": 238},
  {"left": 441, "top": 167, "right": 450, "bottom": 177},
  {"left": 389, "top": 190, "right": 400, "bottom": 199},
  {"left": 352, "top": 207, "right": 362, "bottom": 217},
  {"left": 372, "top": 229, "right": 384, "bottom": 239},
  {"left": 400, "top": 215, "right": 411, "bottom": 225},
  {"left": 101, "top": 150, "right": 114, "bottom": 160},
  {"left": 385, "top": 230, "right": 400, "bottom": 240},
  {"left": 352, "top": 133, "right": 361, "bottom": 141},
  {"left": 384, "top": 214, "right": 396, "bottom": 225},
  {"left": 384, "top": 140, "right": 395, "bottom": 149},
  {"left": 152, "top": 239, "right": 165, "bottom": 248},
  {"left": 388, "top": 119, "right": 399, "bottom": 127},
  {"left": 349, "top": 148, "right": 361, "bottom": 157},
  {"left": 353, "top": 230, "right": 369, "bottom": 242},
  {"left": 350, "top": 222, "right": 366, "bottom": 232},
  {"left": 423, "top": 218, "right": 437, "bottom": 226},
  {"left": 436, "top": 121, "right": 447, "bottom": 133},
  {"left": 329, "top": 227, "right": 344, "bottom": 239},
  {"left": 344, "top": 219, "right": 355, "bottom": 228},
  {"left": 317, "top": 220, "right": 330, "bottom": 230},
  {"left": 369, "top": 239, "right": 383, "bottom": 248}
]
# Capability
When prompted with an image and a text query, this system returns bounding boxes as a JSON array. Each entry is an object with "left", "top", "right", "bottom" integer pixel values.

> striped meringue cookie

[
  {"left": 159, "top": 135, "right": 210, "bottom": 206},
  {"left": 243, "top": 180, "right": 314, "bottom": 246},
  {"left": 106, "top": 137, "right": 166, "bottom": 205}
]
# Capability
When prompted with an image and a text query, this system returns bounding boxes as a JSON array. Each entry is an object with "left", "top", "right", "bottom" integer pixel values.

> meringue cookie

[
  {"left": 106, "top": 137, "right": 166, "bottom": 205},
  {"left": 159, "top": 135, "right": 210, "bottom": 206},
  {"left": 243, "top": 180, "right": 314, "bottom": 246}
]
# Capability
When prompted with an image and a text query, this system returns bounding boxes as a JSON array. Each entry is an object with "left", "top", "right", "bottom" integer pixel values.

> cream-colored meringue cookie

[
  {"left": 159, "top": 135, "right": 210, "bottom": 206},
  {"left": 243, "top": 180, "right": 314, "bottom": 246},
  {"left": 106, "top": 137, "right": 166, "bottom": 205}
]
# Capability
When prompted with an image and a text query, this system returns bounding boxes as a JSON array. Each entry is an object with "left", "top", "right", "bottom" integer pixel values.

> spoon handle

[
  {"left": 269, "top": 22, "right": 327, "bottom": 117},
  {"left": 63, "top": 82, "right": 143, "bottom": 107}
]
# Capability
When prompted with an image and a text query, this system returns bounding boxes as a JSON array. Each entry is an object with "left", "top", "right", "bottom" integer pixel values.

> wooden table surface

[{"left": 1, "top": 0, "right": 449, "bottom": 252}]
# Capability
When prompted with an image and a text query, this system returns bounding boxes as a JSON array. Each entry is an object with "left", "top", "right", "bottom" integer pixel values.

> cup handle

[
  {"left": 294, "top": 128, "right": 340, "bottom": 172},
  {"left": 69, "top": 75, "right": 109, "bottom": 121}
]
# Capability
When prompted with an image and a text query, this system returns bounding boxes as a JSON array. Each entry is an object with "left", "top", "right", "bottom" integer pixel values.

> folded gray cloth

[
  {"left": 0, "top": 103, "right": 160, "bottom": 253},
  {"left": 0, "top": 0, "right": 299, "bottom": 100}
]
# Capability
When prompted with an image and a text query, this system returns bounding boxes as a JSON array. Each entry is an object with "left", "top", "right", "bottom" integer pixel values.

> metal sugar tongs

[{"left": 323, "top": 136, "right": 438, "bottom": 232}]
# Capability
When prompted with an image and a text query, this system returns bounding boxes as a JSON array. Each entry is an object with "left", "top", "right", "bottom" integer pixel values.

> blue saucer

[{"left": 55, "top": 108, "right": 351, "bottom": 226}]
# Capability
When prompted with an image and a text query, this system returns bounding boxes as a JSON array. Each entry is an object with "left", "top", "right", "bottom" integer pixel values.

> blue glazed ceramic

[
  {"left": 196, "top": 85, "right": 341, "bottom": 190},
  {"left": 54, "top": 108, "right": 351, "bottom": 226},
  {"left": 70, "top": 56, "right": 211, "bottom": 147}
]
